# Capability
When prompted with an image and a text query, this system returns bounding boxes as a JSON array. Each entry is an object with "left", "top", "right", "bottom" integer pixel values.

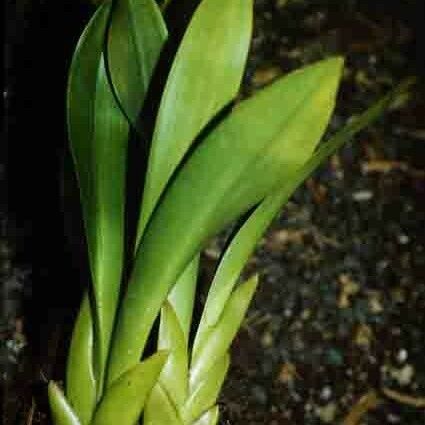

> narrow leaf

[
  {"left": 192, "top": 77, "right": 415, "bottom": 358},
  {"left": 137, "top": 0, "right": 253, "bottom": 241},
  {"left": 91, "top": 351, "right": 168, "bottom": 425},
  {"left": 107, "top": 0, "right": 167, "bottom": 126},
  {"left": 144, "top": 384, "right": 184, "bottom": 425},
  {"left": 157, "top": 302, "right": 189, "bottom": 408},
  {"left": 190, "top": 276, "right": 258, "bottom": 387},
  {"left": 48, "top": 382, "right": 82, "bottom": 425},
  {"left": 183, "top": 353, "right": 230, "bottom": 424},
  {"left": 68, "top": 2, "right": 128, "bottom": 388},
  {"left": 108, "top": 57, "right": 343, "bottom": 384},
  {"left": 167, "top": 255, "right": 200, "bottom": 344},
  {"left": 193, "top": 405, "right": 220, "bottom": 425},
  {"left": 66, "top": 296, "right": 96, "bottom": 425}
]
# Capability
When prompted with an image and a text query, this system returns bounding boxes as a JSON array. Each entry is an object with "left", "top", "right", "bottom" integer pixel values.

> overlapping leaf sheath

[{"left": 65, "top": 0, "right": 167, "bottom": 421}]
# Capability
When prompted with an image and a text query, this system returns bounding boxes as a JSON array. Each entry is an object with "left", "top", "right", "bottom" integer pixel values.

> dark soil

[{"left": 2, "top": 0, "right": 424, "bottom": 424}]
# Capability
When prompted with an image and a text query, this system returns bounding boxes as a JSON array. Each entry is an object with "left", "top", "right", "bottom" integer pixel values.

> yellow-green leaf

[
  {"left": 144, "top": 384, "right": 183, "bottom": 425},
  {"left": 66, "top": 296, "right": 96, "bottom": 425},
  {"left": 167, "top": 255, "right": 200, "bottom": 345},
  {"left": 48, "top": 382, "right": 82, "bottom": 425},
  {"left": 108, "top": 57, "right": 343, "bottom": 385},
  {"left": 157, "top": 302, "right": 189, "bottom": 408},
  {"left": 183, "top": 353, "right": 230, "bottom": 423},
  {"left": 192, "top": 77, "right": 414, "bottom": 360},
  {"left": 91, "top": 351, "right": 168, "bottom": 425},
  {"left": 190, "top": 276, "right": 258, "bottom": 387},
  {"left": 193, "top": 406, "right": 220, "bottom": 425}
]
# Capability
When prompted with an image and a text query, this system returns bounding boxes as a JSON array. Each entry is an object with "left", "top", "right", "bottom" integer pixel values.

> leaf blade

[
  {"left": 157, "top": 302, "right": 189, "bottom": 408},
  {"left": 66, "top": 296, "right": 96, "bottom": 425},
  {"left": 91, "top": 351, "right": 168, "bottom": 425},
  {"left": 108, "top": 57, "right": 343, "bottom": 384},
  {"left": 137, "top": 0, "right": 254, "bottom": 241},
  {"left": 190, "top": 276, "right": 258, "bottom": 387},
  {"left": 48, "top": 382, "right": 82, "bottom": 425},
  {"left": 192, "top": 77, "right": 415, "bottom": 358},
  {"left": 183, "top": 353, "right": 230, "bottom": 424}
]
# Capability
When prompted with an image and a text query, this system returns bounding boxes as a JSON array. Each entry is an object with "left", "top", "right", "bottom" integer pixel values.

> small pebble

[
  {"left": 396, "top": 348, "right": 408, "bottom": 363},
  {"left": 397, "top": 234, "right": 409, "bottom": 245},
  {"left": 352, "top": 190, "right": 373, "bottom": 202},
  {"left": 315, "top": 402, "right": 337, "bottom": 423},
  {"left": 320, "top": 386, "right": 332, "bottom": 401}
]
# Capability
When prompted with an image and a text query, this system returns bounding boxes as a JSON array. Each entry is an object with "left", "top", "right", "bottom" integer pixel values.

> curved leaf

[
  {"left": 144, "top": 384, "right": 184, "bottom": 425},
  {"left": 168, "top": 255, "right": 200, "bottom": 345},
  {"left": 66, "top": 296, "right": 96, "bottom": 425},
  {"left": 157, "top": 302, "right": 189, "bottom": 407},
  {"left": 183, "top": 353, "right": 230, "bottom": 423},
  {"left": 137, "top": 0, "right": 254, "bottom": 241},
  {"left": 107, "top": 0, "right": 167, "bottom": 126},
  {"left": 108, "top": 57, "right": 343, "bottom": 384},
  {"left": 190, "top": 276, "right": 258, "bottom": 387},
  {"left": 48, "top": 382, "right": 82, "bottom": 425},
  {"left": 68, "top": 1, "right": 128, "bottom": 388},
  {"left": 91, "top": 351, "right": 168, "bottom": 425},
  {"left": 192, "top": 77, "right": 415, "bottom": 359}
]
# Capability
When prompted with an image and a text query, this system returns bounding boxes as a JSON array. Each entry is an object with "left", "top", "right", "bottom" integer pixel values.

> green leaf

[
  {"left": 168, "top": 255, "right": 200, "bottom": 345},
  {"left": 137, "top": 0, "right": 254, "bottom": 241},
  {"left": 66, "top": 296, "right": 96, "bottom": 425},
  {"left": 157, "top": 302, "right": 189, "bottom": 408},
  {"left": 193, "top": 406, "right": 220, "bottom": 425},
  {"left": 192, "top": 77, "right": 415, "bottom": 359},
  {"left": 106, "top": 0, "right": 167, "bottom": 126},
  {"left": 91, "top": 351, "right": 168, "bottom": 425},
  {"left": 144, "top": 384, "right": 183, "bottom": 425},
  {"left": 183, "top": 353, "right": 230, "bottom": 424},
  {"left": 190, "top": 276, "right": 258, "bottom": 387},
  {"left": 48, "top": 382, "right": 82, "bottom": 425},
  {"left": 68, "top": 2, "right": 128, "bottom": 388},
  {"left": 107, "top": 57, "right": 343, "bottom": 385}
]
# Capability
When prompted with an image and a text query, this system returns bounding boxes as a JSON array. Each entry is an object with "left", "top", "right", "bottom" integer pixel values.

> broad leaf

[
  {"left": 192, "top": 77, "right": 416, "bottom": 357},
  {"left": 183, "top": 353, "right": 230, "bottom": 423},
  {"left": 137, "top": 0, "right": 253, "bottom": 241},
  {"left": 91, "top": 351, "right": 168, "bottom": 425},
  {"left": 108, "top": 57, "right": 343, "bottom": 384},
  {"left": 190, "top": 276, "right": 258, "bottom": 387},
  {"left": 66, "top": 296, "right": 96, "bottom": 425},
  {"left": 48, "top": 382, "right": 82, "bottom": 425}
]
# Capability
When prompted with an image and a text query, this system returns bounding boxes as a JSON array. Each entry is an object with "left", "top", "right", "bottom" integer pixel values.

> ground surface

[{"left": 2, "top": 0, "right": 424, "bottom": 424}]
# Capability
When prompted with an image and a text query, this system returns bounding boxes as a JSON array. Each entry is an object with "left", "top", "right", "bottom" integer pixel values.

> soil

[{"left": 2, "top": 0, "right": 424, "bottom": 424}]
